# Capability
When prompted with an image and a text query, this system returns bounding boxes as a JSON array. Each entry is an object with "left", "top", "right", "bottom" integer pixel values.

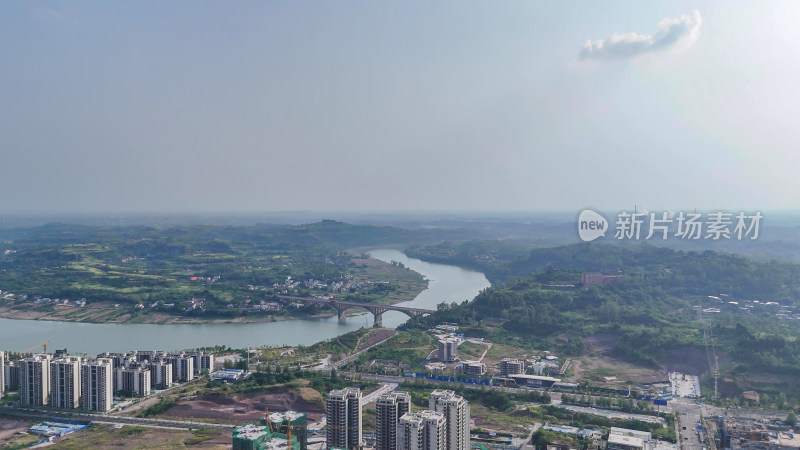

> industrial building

[
  {"left": 607, "top": 427, "right": 653, "bottom": 450},
  {"left": 327, "top": 387, "right": 362, "bottom": 450},
  {"left": 429, "top": 389, "right": 470, "bottom": 450},
  {"left": 398, "top": 410, "right": 446, "bottom": 450},
  {"left": 506, "top": 374, "right": 561, "bottom": 388},
  {"left": 581, "top": 271, "right": 625, "bottom": 288},
  {"left": 81, "top": 359, "right": 113, "bottom": 412},
  {"left": 50, "top": 357, "right": 82, "bottom": 409},
  {"left": 19, "top": 354, "right": 51, "bottom": 406},
  {"left": 211, "top": 368, "right": 245, "bottom": 381},
  {"left": 499, "top": 358, "right": 525, "bottom": 377},
  {"left": 437, "top": 338, "right": 458, "bottom": 362},
  {"left": 376, "top": 391, "right": 411, "bottom": 450}
]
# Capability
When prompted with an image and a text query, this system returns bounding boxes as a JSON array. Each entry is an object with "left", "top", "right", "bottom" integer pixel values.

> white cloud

[{"left": 580, "top": 11, "right": 702, "bottom": 61}]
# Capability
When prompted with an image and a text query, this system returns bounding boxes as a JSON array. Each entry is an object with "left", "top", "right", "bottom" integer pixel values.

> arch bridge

[{"left": 276, "top": 295, "right": 434, "bottom": 324}]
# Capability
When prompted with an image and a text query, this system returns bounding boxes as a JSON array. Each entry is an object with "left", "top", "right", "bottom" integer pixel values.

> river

[{"left": 0, "top": 249, "right": 489, "bottom": 354}]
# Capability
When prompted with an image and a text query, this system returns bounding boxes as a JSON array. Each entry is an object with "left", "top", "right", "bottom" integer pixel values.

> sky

[{"left": 2, "top": 2, "right": 800, "bottom": 214}]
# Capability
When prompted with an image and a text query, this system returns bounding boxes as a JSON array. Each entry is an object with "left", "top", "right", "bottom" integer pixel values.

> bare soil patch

[{"left": 163, "top": 387, "right": 325, "bottom": 423}]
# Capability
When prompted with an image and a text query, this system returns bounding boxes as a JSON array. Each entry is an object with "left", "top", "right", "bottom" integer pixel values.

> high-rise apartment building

[
  {"left": 4, "top": 361, "right": 19, "bottom": 391},
  {"left": 19, "top": 354, "right": 51, "bottom": 406},
  {"left": 326, "top": 387, "right": 362, "bottom": 450},
  {"left": 81, "top": 359, "right": 113, "bottom": 412},
  {"left": 397, "top": 411, "right": 446, "bottom": 450},
  {"left": 50, "top": 357, "right": 81, "bottom": 409},
  {"left": 147, "top": 360, "right": 173, "bottom": 389},
  {"left": 376, "top": 391, "right": 411, "bottom": 450},
  {"left": 114, "top": 367, "right": 151, "bottom": 397},
  {"left": 0, "top": 351, "right": 4, "bottom": 400},
  {"left": 166, "top": 355, "right": 194, "bottom": 382},
  {"left": 429, "top": 390, "right": 470, "bottom": 450},
  {"left": 438, "top": 339, "right": 458, "bottom": 362}
]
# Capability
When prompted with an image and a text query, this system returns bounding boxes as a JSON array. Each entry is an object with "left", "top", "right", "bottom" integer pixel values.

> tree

[{"left": 787, "top": 411, "right": 797, "bottom": 427}]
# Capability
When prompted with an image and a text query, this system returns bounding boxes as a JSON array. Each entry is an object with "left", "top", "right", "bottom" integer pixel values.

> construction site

[{"left": 232, "top": 408, "right": 308, "bottom": 450}]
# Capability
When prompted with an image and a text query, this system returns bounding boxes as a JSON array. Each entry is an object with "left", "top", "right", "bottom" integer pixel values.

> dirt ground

[
  {"left": 357, "top": 329, "right": 396, "bottom": 352},
  {"left": 0, "top": 417, "right": 33, "bottom": 440},
  {"left": 571, "top": 333, "right": 667, "bottom": 384},
  {"left": 163, "top": 387, "right": 325, "bottom": 423}
]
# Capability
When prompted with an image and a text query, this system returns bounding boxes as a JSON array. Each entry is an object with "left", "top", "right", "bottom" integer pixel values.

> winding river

[{"left": 0, "top": 249, "right": 490, "bottom": 354}]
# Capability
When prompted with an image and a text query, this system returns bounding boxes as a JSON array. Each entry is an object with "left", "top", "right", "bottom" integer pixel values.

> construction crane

[
  {"left": 21, "top": 340, "right": 51, "bottom": 355},
  {"left": 265, "top": 406, "right": 273, "bottom": 432}
]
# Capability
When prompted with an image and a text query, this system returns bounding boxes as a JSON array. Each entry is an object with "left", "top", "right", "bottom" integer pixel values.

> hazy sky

[{"left": 2, "top": 2, "right": 799, "bottom": 213}]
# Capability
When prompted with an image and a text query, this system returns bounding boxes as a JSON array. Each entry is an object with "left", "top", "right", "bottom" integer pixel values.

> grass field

[{"left": 50, "top": 424, "right": 229, "bottom": 449}]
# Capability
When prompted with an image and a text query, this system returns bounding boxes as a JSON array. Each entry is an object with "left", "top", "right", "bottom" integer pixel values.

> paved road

[
  {"left": 362, "top": 383, "right": 399, "bottom": 406},
  {"left": 1, "top": 407, "right": 235, "bottom": 431}
]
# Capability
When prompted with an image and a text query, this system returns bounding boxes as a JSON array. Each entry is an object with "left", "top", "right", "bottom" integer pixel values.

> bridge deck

[{"left": 276, "top": 295, "right": 434, "bottom": 313}]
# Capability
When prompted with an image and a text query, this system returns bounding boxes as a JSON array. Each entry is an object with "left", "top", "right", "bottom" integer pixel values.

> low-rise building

[
  {"left": 499, "top": 358, "right": 525, "bottom": 377},
  {"left": 460, "top": 361, "right": 486, "bottom": 377}
]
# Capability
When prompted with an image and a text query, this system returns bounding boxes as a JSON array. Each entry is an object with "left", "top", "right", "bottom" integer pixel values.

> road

[
  {"left": 322, "top": 332, "right": 398, "bottom": 371},
  {"left": 362, "top": 383, "right": 399, "bottom": 406},
  {"left": 0, "top": 407, "right": 235, "bottom": 431},
  {"left": 672, "top": 399, "right": 706, "bottom": 450}
]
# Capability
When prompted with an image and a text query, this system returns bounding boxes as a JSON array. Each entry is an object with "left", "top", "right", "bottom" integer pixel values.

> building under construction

[
  {"left": 718, "top": 417, "right": 800, "bottom": 449},
  {"left": 262, "top": 410, "right": 308, "bottom": 450},
  {"left": 232, "top": 424, "right": 301, "bottom": 450}
]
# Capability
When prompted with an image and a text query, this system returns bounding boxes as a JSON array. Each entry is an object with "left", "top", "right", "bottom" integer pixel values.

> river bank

[
  {"left": 0, "top": 249, "right": 489, "bottom": 354},
  {"left": 0, "top": 253, "right": 428, "bottom": 325}
]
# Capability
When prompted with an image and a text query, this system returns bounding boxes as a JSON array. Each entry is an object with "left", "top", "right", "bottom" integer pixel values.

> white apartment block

[
  {"left": 0, "top": 351, "right": 4, "bottom": 400},
  {"left": 148, "top": 360, "right": 173, "bottom": 389},
  {"left": 19, "top": 354, "right": 51, "bottom": 406},
  {"left": 82, "top": 359, "right": 114, "bottom": 412},
  {"left": 114, "top": 367, "right": 151, "bottom": 397},
  {"left": 50, "top": 357, "right": 82, "bottom": 409},
  {"left": 398, "top": 410, "right": 446, "bottom": 450},
  {"left": 167, "top": 355, "right": 194, "bottom": 382},
  {"left": 429, "top": 390, "right": 470, "bottom": 450}
]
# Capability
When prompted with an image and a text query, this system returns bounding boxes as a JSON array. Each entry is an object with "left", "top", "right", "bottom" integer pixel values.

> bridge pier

[
  {"left": 368, "top": 306, "right": 389, "bottom": 325},
  {"left": 333, "top": 304, "right": 349, "bottom": 320}
]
